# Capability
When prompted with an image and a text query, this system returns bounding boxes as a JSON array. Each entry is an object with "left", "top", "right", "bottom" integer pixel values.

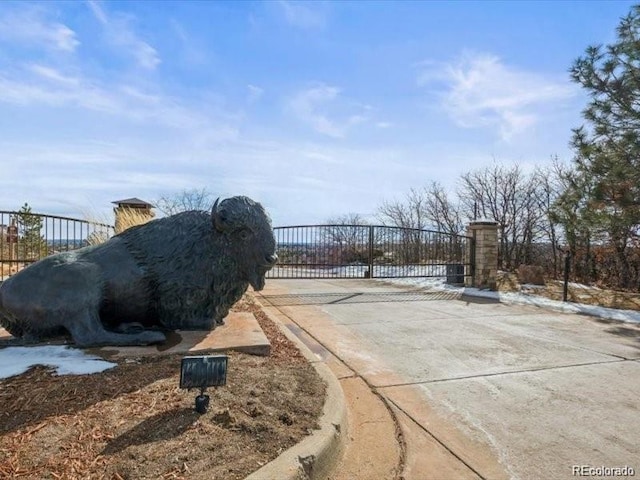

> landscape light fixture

[{"left": 179, "top": 354, "right": 228, "bottom": 414}]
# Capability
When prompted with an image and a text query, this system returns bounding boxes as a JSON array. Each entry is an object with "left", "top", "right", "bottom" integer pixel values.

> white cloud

[
  {"left": 288, "top": 83, "right": 371, "bottom": 138},
  {"left": 277, "top": 1, "right": 327, "bottom": 29},
  {"left": 170, "top": 19, "right": 209, "bottom": 66},
  {"left": 28, "top": 64, "right": 80, "bottom": 86},
  {"left": 87, "top": 1, "right": 160, "bottom": 70},
  {"left": 289, "top": 84, "right": 342, "bottom": 137},
  {"left": 0, "top": 139, "right": 213, "bottom": 219},
  {"left": 0, "top": 65, "right": 238, "bottom": 139},
  {"left": 418, "top": 53, "right": 576, "bottom": 141},
  {"left": 247, "top": 84, "right": 264, "bottom": 103},
  {"left": 0, "top": 6, "right": 79, "bottom": 52}
]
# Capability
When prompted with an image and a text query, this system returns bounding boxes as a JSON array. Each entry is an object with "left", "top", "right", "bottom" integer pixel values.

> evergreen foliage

[
  {"left": 566, "top": 5, "right": 640, "bottom": 288},
  {"left": 16, "top": 203, "right": 48, "bottom": 260}
]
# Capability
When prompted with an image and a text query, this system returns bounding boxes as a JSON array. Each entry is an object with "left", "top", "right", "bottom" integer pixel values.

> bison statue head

[{"left": 212, "top": 196, "right": 278, "bottom": 291}]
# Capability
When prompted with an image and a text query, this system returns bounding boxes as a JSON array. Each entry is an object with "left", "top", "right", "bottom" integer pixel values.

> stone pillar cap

[{"left": 469, "top": 219, "right": 499, "bottom": 227}]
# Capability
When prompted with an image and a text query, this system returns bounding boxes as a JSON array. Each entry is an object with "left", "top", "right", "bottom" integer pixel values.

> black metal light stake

[{"left": 179, "top": 355, "right": 228, "bottom": 414}]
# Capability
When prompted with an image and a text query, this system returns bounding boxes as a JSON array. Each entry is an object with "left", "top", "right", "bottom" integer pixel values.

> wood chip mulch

[{"left": 0, "top": 294, "right": 325, "bottom": 480}]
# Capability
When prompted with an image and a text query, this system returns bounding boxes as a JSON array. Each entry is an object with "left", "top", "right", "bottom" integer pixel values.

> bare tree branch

[{"left": 154, "top": 188, "right": 215, "bottom": 216}]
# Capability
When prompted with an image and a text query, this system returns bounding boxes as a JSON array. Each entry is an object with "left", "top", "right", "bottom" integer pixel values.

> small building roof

[{"left": 111, "top": 197, "right": 154, "bottom": 208}]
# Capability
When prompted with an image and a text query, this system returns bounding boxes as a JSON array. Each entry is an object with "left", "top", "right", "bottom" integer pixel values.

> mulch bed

[{"left": 0, "top": 295, "right": 326, "bottom": 479}]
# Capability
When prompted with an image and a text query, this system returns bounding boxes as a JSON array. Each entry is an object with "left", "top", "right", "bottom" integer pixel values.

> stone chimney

[{"left": 112, "top": 198, "right": 155, "bottom": 234}]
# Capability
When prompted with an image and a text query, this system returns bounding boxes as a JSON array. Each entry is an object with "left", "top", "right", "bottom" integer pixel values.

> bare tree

[
  {"left": 422, "top": 181, "right": 464, "bottom": 235},
  {"left": 377, "top": 188, "right": 430, "bottom": 230},
  {"left": 322, "top": 213, "right": 370, "bottom": 263},
  {"left": 155, "top": 188, "right": 215, "bottom": 216},
  {"left": 458, "top": 163, "right": 545, "bottom": 269},
  {"left": 531, "top": 159, "right": 567, "bottom": 276},
  {"left": 377, "top": 189, "right": 434, "bottom": 263},
  {"left": 550, "top": 160, "right": 598, "bottom": 283},
  {"left": 324, "top": 213, "right": 368, "bottom": 243}
]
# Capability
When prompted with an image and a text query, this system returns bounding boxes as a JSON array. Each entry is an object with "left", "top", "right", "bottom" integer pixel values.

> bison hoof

[
  {"left": 115, "top": 322, "right": 145, "bottom": 334},
  {"left": 140, "top": 330, "right": 167, "bottom": 345}
]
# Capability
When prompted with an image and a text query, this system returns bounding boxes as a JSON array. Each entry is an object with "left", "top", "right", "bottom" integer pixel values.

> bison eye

[{"left": 238, "top": 228, "right": 252, "bottom": 240}]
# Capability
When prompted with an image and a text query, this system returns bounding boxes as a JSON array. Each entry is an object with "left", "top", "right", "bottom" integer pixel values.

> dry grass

[
  {"left": 496, "top": 271, "right": 640, "bottom": 311},
  {"left": 82, "top": 207, "right": 154, "bottom": 245},
  {"left": 114, "top": 208, "right": 154, "bottom": 234},
  {"left": 0, "top": 263, "right": 20, "bottom": 276},
  {"left": 80, "top": 209, "right": 115, "bottom": 246}
]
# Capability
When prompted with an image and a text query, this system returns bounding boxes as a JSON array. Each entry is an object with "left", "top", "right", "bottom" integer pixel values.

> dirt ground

[
  {"left": 496, "top": 271, "right": 640, "bottom": 310},
  {"left": 0, "top": 295, "right": 326, "bottom": 480}
]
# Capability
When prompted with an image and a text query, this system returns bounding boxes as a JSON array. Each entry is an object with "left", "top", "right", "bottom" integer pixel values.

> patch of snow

[
  {"left": 274, "top": 263, "right": 639, "bottom": 324},
  {"left": 270, "top": 264, "right": 449, "bottom": 279},
  {"left": 389, "top": 276, "right": 465, "bottom": 293},
  {"left": 567, "top": 281, "right": 602, "bottom": 290},
  {"left": 0, "top": 345, "right": 117, "bottom": 380},
  {"left": 387, "top": 277, "right": 640, "bottom": 324},
  {"left": 520, "top": 283, "right": 545, "bottom": 289}
]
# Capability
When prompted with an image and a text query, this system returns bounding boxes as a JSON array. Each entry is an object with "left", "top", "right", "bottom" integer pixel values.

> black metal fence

[
  {"left": 267, "top": 224, "right": 474, "bottom": 283},
  {"left": 0, "top": 211, "right": 114, "bottom": 281},
  {"left": 0, "top": 217, "right": 475, "bottom": 284}
]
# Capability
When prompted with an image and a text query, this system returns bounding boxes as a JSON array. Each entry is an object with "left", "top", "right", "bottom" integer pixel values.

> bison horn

[{"left": 212, "top": 197, "right": 226, "bottom": 232}]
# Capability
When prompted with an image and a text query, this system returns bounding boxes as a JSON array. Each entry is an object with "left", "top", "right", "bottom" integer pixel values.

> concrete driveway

[{"left": 258, "top": 279, "right": 640, "bottom": 480}]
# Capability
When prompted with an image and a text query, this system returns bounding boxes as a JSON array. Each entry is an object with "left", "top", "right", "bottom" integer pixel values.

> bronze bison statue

[{"left": 0, "top": 196, "right": 277, "bottom": 347}]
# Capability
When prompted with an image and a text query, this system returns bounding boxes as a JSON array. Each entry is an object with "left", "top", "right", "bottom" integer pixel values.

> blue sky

[{"left": 0, "top": 0, "right": 636, "bottom": 226}]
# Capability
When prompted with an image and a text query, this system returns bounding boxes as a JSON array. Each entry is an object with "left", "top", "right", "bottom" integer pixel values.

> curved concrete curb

[{"left": 246, "top": 296, "right": 348, "bottom": 480}]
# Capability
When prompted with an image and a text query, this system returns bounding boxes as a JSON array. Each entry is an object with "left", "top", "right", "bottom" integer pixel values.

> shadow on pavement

[
  {"left": 260, "top": 290, "right": 461, "bottom": 306},
  {"left": 460, "top": 293, "right": 501, "bottom": 305},
  {"left": 592, "top": 317, "right": 640, "bottom": 347}
]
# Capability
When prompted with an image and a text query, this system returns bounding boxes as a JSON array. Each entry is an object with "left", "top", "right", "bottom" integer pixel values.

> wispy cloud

[
  {"left": 170, "top": 19, "right": 209, "bottom": 67},
  {"left": 288, "top": 83, "right": 370, "bottom": 138},
  {"left": 0, "top": 64, "right": 238, "bottom": 139},
  {"left": 417, "top": 53, "right": 576, "bottom": 141},
  {"left": 247, "top": 84, "right": 264, "bottom": 104},
  {"left": 0, "top": 6, "right": 79, "bottom": 52},
  {"left": 28, "top": 64, "right": 80, "bottom": 86},
  {"left": 277, "top": 1, "right": 327, "bottom": 29},
  {"left": 87, "top": 1, "right": 160, "bottom": 70}
]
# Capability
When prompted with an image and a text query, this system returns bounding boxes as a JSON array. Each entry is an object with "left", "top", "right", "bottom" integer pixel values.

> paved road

[{"left": 259, "top": 279, "right": 640, "bottom": 480}]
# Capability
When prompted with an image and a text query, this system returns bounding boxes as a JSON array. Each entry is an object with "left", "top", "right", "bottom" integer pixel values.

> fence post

[
  {"left": 367, "top": 225, "right": 374, "bottom": 278},
  {"left": 563, "top": 250, "right": 571, "bottom": 302}
]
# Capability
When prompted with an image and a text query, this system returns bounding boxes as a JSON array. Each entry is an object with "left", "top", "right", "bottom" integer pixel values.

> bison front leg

[{"left": 65, "top": 310, "right": 166, "bottom": 347}]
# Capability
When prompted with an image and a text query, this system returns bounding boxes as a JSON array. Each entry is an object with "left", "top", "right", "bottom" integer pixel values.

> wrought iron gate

[
  {"left": 0, "top": 211, "right": 114, "bottom": 281},
  {"left": 1, "top": 217, "right": 474, "bottom": 284},
  {"left": 266, "top": 224, "right": 474, "bottom": 283}
]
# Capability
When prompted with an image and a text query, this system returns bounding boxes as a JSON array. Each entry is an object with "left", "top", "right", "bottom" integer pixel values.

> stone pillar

[{"left": 465, "top": 221, "right": 499, "bottom": 289}]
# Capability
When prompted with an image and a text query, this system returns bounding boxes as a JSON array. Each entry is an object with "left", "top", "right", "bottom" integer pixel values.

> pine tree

[
  {"left": 16, "top": 203, "right": 48, "bottom": 261},
  {"left": 569, "top": 5, "right": 640, "bottom": 288}
]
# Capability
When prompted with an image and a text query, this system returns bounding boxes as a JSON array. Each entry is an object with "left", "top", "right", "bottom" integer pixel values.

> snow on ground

[
  {"left": 272, "top": 264, "right": 640, "bottom": 324},
  {"left": 6, "top": 263, "right": 632, "bottom": 381},
  {"left": 0, "top": 345, "right": 117, "bottom": 380},
  {"left": 388, "top": 276, "right": 640, "bottom": 324}
]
